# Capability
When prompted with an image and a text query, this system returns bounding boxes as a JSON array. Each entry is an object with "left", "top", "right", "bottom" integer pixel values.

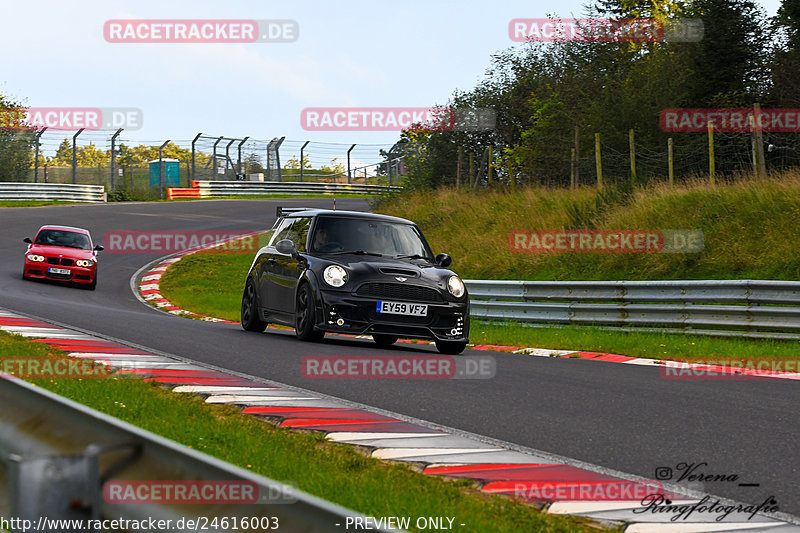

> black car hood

[{"left": 318, "top": 255, "right": 457, "bottom": 284}]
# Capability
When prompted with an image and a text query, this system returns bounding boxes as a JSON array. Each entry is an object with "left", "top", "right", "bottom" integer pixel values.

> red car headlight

[
  {"left": 26, "top": 254, "right": 45, "bottom": 262},
  {"left": 75, "top": 259, "right": 94, "bottom": 267}
]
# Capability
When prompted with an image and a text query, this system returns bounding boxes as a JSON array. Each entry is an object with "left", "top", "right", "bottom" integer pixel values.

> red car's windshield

[{"left": 34, "top": 229, "right": 91, "bottom": 250}]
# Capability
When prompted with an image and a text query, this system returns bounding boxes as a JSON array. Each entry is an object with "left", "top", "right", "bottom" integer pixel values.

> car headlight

[
  {"left": 26, "top": 254, "right": 45, "bottom": 262},
  {"left": 323, "top": 265, "right": 348, "bottom": 287},
  {"left": 76, "top": 259, "right": 94, "bottom": 267},
  {"left": 447, "top": 275, "right": 466, "bottom": 298}
]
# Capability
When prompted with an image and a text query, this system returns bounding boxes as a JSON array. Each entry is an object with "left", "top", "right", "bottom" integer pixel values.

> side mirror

[
  {"left": 275, "top": 239, "right": 296, "bottom": 256},
  {"left": 94, "top": 244, "right": 104, "bottom": 252},
  {"left": 23, "top": 238, "right": 32, "bottom": 244},
  {"left": 435, "top": 253, "right": 452, "bottom": 268}
]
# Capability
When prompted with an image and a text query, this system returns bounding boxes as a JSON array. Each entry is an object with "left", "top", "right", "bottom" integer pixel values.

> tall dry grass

[{"left": 374, "top": 171, "right": 800, "bottom": 280}]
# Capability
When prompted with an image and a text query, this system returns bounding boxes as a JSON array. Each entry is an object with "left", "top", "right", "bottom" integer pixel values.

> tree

[{"left": 0, "top": 94, "right": 35, "bottom": 180}]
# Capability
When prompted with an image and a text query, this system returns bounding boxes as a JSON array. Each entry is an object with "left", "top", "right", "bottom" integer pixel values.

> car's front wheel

[
  {"left": 241, "top": 277, "right": 268, "bottom": 332},
  {"left": 435, "top": 340, "right": 468, "bottom": 355},
  {"left": 87, "top": 272, "right": 97, "bottom": 291},
  {"left": 295, "top": 283, "right": 324, "bottom": 342}
]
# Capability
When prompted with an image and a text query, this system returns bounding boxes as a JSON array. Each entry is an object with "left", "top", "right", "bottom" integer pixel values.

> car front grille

[
  {"left": 46, "top": 257, "right": 73, "bottom": 266},
  {"left": 355, "top": 283, "right": 443, "bottom": 302}
]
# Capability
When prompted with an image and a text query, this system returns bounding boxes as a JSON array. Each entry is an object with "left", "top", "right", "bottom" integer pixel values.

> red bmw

[{"left": 23, "top": 225, "right": 103, "bottom": 290}]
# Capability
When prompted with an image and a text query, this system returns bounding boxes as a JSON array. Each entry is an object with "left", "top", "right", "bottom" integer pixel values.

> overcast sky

[{"left": 0, "top": 0, "right": 783, "bottom": 161}]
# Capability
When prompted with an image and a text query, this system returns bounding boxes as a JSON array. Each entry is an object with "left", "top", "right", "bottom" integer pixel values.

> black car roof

[{"left": 283, "top": 209, "right": 415, "bottom": 225}]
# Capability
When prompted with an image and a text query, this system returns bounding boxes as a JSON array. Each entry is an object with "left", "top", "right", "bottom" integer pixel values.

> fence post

[
  {"left": 191, "top": 133, "right": 202, "bottom": 182},
  {"left": 574, "top": 125, "right": 580, "bottom": 186},
  {"left": 487, "top": 146, "right": 493, "bottom": 185},
  {"left": 456, "top": 146, "right": 463, "bottom": 189},
  {"left": 753, "top": 103, "right": 767, "bottom": 178},
  {"left": 212, "top": 137, "right": 223, "bottom": 179},
  {"left": 300, "top": 141, "right": 310, "bottom": 182},
  {"left": 33, "top": 128, "right": 47, "bottom": 183},
  {"left": 629, "top": 128, "right": 636, "bottom": 182},
  {"left": 72, "top": 128, "right": 85, "bottom": 184},
  {"left": 668, "top": 138, "right": 674, "bottom": 186},
  {"left": 159, "top": 140, "right": 170, "bottom": 200},
  {"left": 570, "top": 148, "right": 576, "bottom": 188},
  {"left": 506, "top": 158, "right": 515, "bottom": 192},
  {"left": 469, "top": 152, "right": 475, "bottom": 189},
  {"left": 346, "top": 144, "right": 355, "bottom": 184},
  {"left": 237, "top": 137, "right": 249, "bottom": 178},
  {"left": 594, "top": 133, "right": 603, "bottom": 188},
  {"left": 708, "top": 120, "right": 715, "bottom": 185},
  {"left": 110, "top": 128, "right": 123, "bottom": 191}
]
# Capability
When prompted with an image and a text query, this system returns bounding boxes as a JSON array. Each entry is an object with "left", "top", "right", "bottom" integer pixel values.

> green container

[{"left": 149, "top": 159, "right": 181, "bottom": 188}]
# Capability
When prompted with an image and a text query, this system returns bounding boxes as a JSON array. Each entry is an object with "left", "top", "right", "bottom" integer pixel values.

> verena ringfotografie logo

[
  {"left": 661, "top": 108, "right": 800, "bottom": 132},
  {"left": 105, "top": 231, "right": 264, "bottom": 254},
  {"left": 0, "top": 107, "right": 143, "bottom": 131},
  {"left": 509, "top": 230, "right": 704, "bottom": 254},
  {"left": 300, "top": 107, "right": 495, "bottom": 132},
  {"left": 509, "top": 18, "right": 703, "bottom": 43},
  {"left": 301, "top": 355, "right": 495, "bottom": 380},
  {"left": 104, "top": 20, "right": 298, "bottom": 43}
]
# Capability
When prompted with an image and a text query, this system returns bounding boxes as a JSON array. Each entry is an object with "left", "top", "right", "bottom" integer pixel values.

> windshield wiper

[
  {"left": 395, "top": 254, "right": 431, "bottom": 261},
  {"left": 330, "top": 250, "right": 383, "bottom": 257}
]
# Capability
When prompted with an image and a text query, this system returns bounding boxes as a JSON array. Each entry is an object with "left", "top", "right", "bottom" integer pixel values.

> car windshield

[
  {"left": 34, "top": 229, "right": 91, "bottom": 250},
  {"left": 310, "top": 217, "right": 433, "bottom": 259}
]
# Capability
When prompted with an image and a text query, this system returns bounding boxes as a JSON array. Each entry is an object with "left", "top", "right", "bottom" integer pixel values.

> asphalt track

[{"left": 1, "top": 199, "right": 798, "bottom": 518}]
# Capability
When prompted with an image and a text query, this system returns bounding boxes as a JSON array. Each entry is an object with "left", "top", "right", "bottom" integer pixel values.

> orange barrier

[{"left": 167, "top": 188, "right": 202, "bottom": 200}]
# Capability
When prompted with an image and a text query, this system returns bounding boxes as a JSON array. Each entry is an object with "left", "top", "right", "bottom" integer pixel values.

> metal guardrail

[
  {"left": 190, "top": 180, "right": 401, "bottom": 197},
  {"left": 0, "top": 374, "right": 397, "bottom": 532},
  {"left": 0, "top": 182, "right": 106, "bottom": 203},
  {"left": 465, "top": 279, "right": 800, "bottom": 339}
]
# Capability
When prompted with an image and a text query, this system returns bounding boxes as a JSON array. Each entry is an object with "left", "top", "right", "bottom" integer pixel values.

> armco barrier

[
  {"left": 465, "top": 279, "right": 800, "bottom": 339},
  {"left": 0, "top": 182, "right": 106, "bottom": 203},
  {"left": 169, "top": 180, "right": 401, "bottom": 198},
  {"left": 0, "top": 374, "right": 398, "bottom": 532}
]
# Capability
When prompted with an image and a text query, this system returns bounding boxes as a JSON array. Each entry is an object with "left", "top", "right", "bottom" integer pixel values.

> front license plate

[
  {"left": 48, "top": 267, "right": 70, "bottom": 275},
  {"left": 376, "top": 301, "right": 428, "bottom": 316}
]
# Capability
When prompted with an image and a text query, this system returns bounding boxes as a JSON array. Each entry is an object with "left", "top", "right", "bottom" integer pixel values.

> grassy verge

[
  {"left": 0, "top": 330, "right": 606, "bottom": 532},
  {"left": 0, "top": 200, "right": 76, "bottom": 207},
  {"left": 372, "top": 173, "right": 800, "bottom": 281},
  {"left": 158, "top": 237, "right": 799, "bottom": 365}
]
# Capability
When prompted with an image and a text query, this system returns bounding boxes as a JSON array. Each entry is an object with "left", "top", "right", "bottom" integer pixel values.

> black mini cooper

[{"left": 240, "top": 208, "right": 469, "bottom": 354}]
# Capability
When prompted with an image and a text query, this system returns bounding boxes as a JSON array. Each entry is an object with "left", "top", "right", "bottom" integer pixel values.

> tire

[
  {"left": 87, "top": 273, "right": 97, "bottom": 291},
  {"left": 435, "top": 340, "right": 468, "bottom": 355},
  {"left": 241, "top": 277, "right": 268, "bottom": 332},
  {"left": 372, "top": 334, "right": 398, "bottom": 346},
  {"left": 295, "top": 283, "right": 324, "bottom": 342}
]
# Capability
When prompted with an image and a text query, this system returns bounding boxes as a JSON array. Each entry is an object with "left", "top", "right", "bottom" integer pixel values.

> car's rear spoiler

[{"left": 276, "top": 207, "right": 314, "bottom": 217}]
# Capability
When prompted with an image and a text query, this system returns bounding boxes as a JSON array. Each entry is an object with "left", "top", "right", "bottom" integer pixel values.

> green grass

[
  {"left": 0, "top": 200, "right": 77, "bottom": 207},
  {"left": 372, "top": 173, "right": 800, "bottom": 281},
  {"left": 0, "top": 330, "right": 608, "bottom": 533},
  {"left": 469, "top": 322, "right": 800, "bottom": 364}
]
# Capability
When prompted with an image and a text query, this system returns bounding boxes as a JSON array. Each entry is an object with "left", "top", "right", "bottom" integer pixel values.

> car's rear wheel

[
  {"left": 435, "top": 340, "right": 467, "bottom": 355},
  {"left": 372, "top": 334, "right": 398, "bottom": 346},
  {"left": 295, "top": 283, "right": 324, "bottom": 342},
  {"left": 241, "top": 277, "right": 268, "bottom": 332}
]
